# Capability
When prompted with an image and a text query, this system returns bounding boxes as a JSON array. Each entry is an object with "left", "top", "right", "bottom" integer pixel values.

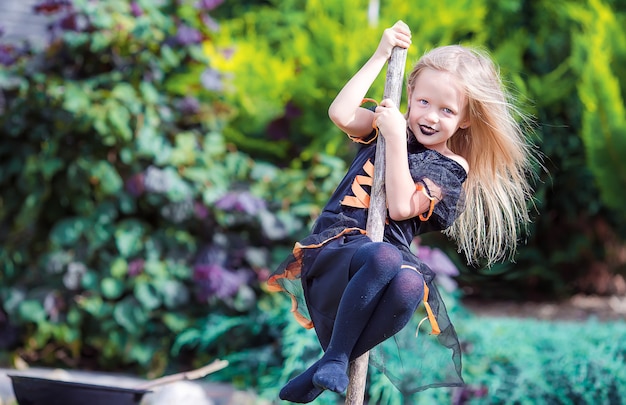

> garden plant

[{"left": 1, "top": 0, "right": 626, "bottom": 404}]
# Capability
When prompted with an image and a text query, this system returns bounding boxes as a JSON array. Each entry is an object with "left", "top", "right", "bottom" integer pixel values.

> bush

[
  {"left": 453, "top": 316, "right": 626, "bottom": 405},
  {"left": 0, "top": 0, "right": 341, "bottom": 376},
  {"left": 201, "top": 0, "right": 626, "bottom": 300}
]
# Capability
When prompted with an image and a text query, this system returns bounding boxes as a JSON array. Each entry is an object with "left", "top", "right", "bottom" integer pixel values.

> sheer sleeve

[{"left": 408, "top": 150, "right": 467, "bottom": 230}]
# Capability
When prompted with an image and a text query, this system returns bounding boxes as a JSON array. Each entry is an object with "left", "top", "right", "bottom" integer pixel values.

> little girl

[{"left": 268, "top": 20, "right": 534, "bottom": 403}]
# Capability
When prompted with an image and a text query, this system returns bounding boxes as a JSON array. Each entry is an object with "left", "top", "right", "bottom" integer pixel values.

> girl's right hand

[{"left": 374, "top": 20, "right": 412, "bottom": 60}]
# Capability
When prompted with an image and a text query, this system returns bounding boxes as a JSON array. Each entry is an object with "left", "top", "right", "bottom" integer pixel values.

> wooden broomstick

[{"left": 345, "top": 46, "right": 408, "bottom": 405}]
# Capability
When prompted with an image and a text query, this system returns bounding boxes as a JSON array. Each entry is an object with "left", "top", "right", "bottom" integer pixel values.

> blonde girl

[{"left": 269, "top": 20, "right": 535, "bottom": 403}]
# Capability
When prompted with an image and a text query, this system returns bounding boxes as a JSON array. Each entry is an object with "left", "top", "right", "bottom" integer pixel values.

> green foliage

[
  {"left": 2, "top": 0, "right": 626, "bottom": 401},
  {"left": 255, "top": 297, "right": 626, "bottom": 405},
  {"left": 455, "top": 317, "right": 626, "bottom": 404},
  {"left": 0, "top": 0, "right": 338, "bottom": 376},
  {"left": 569, "top": 0, "right": 626, "bottom": 216},
  {"left": 206, "top": 0, "right": 488, "bottom": 165},
  {"left": 449, "top": 0, "right": 626, "bottom": 297},
  {"left": 207, "top": 0, "right": 626, "bottom": 300}
]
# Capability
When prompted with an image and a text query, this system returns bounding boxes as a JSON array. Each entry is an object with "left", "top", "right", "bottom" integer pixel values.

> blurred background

[{"left": 1, "top": 0, "right": 625, "bottom": 404}]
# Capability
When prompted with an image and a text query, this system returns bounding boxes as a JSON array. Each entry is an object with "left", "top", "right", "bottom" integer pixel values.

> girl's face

[{"left": 407, "top": 68, "right": 470, "bottom": 153}]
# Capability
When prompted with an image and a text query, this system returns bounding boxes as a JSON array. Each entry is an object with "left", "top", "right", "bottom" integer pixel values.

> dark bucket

[{"left": 8, "top": 374, "right": 150, "bottom": 405}]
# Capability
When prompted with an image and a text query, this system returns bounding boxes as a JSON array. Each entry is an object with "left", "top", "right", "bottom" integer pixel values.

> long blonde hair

[{"left": 408, "top": 45, "right": 535, "bottom": 266}]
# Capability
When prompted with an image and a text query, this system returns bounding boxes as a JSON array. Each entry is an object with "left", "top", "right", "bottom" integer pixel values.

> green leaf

[
  {"left": 107, "top": 103, "right": 133, "bottom": 141},
  {"left": 76, "top": 295, "right": 106, "bottom": 318},
  {"left": 101, "top": 277, "right": 125, "bottom": 300},
  {"left": 162, "top": 312, "right": 189, "bottom": 333},
  {"left": 90, "top": 161, "right": 123, "bottom": 196},
  {"left": 63, "top": 83, "right": 90, "bottom": 114},
  {"left": 161, "top": 167, "right": 193, "bottom": 202},
  {"left": 134, "top": 281, "right": 161, "bottom": 310},
  {"left": 170, "top": 132, "right": 198, "bottom": 166},
  {"left": 158, "top": 279, "right": 189, "bottom": 308},
  {"left": 50, "top": 217, "right": 90, "bottom": 247},
  {"left": 129, "top": 342, "right": 155, "bottom": 366},
  {"left": 81, "top": 270, "right": 99, "bottom": 291},
  {"left": 197, "top": 316, "right": 246, "bottom": 351},
  {"left": 111, "top": 83, "right": 137, "bottom": 103},
  {"left": 110, "top": 258, "right": 128, "bottom": 279},
  {"left": 136, "top": 124, "right": 172, "bottom": 162},
  {"left": 90, "top": 31, "right": 113, "bottom": 52},
  {"left": 113, "top": 298, "right": 147, "bottom": 334},
  {"left": 114, "top": 219, "right": 146, "bottom": 257},
  {"left": 41, "top": 158, "right": 64, "bottom": 180},
  {"left": 143, "top": 259, "right": 167, "bottom": 278},
  {"left": 171, "top": 329, "right": 202, "bottom": 354},
  {"left": 18, "top": 300, "right": 47, "bottom": 323},
  {"left": 160, "top": 45, "right": 181, "bottom": 70},
  {"left": 139, "top": 81, "right": 160, "bottom": 104}
]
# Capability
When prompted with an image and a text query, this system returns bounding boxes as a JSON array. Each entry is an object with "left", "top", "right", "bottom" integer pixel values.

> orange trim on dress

[
  {"left": 401, "top": 264, "right": 441, "bottom": 336},
  {"left": 340, "top": 159, "right": 375, "bottom": 209},
  {"left": 267, "top": 227, "right": 368, "bottom": 329},
  {"left": 416, "top": 183, "right": 436, "bottom": 221},
  {"left": 347, "top": 98, "right": 380, "bottom": 144},
  {"left": 422, "top": 282, "right": 441, "bottom": 335}
]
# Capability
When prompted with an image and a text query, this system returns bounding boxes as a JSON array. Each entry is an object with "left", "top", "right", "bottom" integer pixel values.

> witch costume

[{"left": 268, "top": 130, "right": 466, "bottom": 394}]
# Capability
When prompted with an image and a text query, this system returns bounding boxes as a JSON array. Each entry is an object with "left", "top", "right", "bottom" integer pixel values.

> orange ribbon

[
  {"left": 347, "top": 98, "right": 380, "bottom": 144},
  {"left": 416, "top": 183, "right": 436, "bottom": 221}
]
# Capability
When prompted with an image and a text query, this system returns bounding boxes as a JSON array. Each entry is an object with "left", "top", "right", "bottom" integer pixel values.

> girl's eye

[
  {"left": 443, "top": 107, "right": 454, "bottom": 114},
  {"left": 418, "top": 99, "right": 428, "bottom": 105}
]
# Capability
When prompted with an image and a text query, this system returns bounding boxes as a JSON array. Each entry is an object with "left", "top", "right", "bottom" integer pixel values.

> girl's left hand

[{"left": 373, "top": 99, "right": 406, "bottom": 142}]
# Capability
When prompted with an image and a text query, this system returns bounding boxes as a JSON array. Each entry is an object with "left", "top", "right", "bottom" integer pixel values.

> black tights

[{"left": 279, "top": 242, "right": 425, "bottom": 403}]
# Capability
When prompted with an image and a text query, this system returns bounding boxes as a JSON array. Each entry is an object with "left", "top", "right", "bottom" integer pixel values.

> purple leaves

[
  {"left": 0, "top": 44, "right": 21, "bottom": 67},
  {"left": 130, "top": 1, "right": 143, "bottom": 17},
  {"left": 176, "top": 96, "right": 201, "bottom": 115},
  {"left": 215, "top": 191, "right": 266, "bottom": 215},
  {"left": 175, "top": 25, "right": 203, "bottom": 46},
  {"left": 200, "top": 68, "right": 223, "bottom": 92},
  {"left": 414, "top": 242, "right": 460, "bottom": 292},
  {"left": 195, "top": 0, "right": 224, "bottom": 11},
  {"left": 125, "top": 172, "right": 145, "bottom": 197},
  {"left": 128, "top": 259, "right": 145, "bottom": 277},
  {"left": 194, "top": 263, "right": 248, "bottom": 301}
]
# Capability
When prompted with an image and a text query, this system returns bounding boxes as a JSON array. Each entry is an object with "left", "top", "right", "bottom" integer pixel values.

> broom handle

[{"left": 345, "top": 45, "right": 407, "bottom": 405}]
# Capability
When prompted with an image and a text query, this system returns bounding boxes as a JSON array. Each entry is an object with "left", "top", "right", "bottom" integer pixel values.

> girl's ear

[{"left": 460, "top": 117, "right": 471, "bottom": 129}]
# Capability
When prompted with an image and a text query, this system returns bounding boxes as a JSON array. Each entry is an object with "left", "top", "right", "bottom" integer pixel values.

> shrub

[
  {"left": 203, "top": 0, "right": 626, "bottom": 300},
  {"left": 0, "top": 0, "right": 340, "bottom": 376}
]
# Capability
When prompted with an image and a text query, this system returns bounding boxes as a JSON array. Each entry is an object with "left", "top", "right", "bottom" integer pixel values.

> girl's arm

[
  {"left": 328, "top": 21, "right": 411, "bottom": 139},
  {"left": 374, "top": 98, "right": 442, "bottom": 221}
]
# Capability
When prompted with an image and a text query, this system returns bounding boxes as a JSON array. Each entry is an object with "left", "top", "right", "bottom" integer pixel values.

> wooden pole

[{"left": 345, "top": 46, "right": 408, "bottom": 404}]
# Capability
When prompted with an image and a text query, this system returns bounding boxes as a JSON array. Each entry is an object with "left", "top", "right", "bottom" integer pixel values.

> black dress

[{"left": 268, "top": 133, "right": 466, "bottom": 393}]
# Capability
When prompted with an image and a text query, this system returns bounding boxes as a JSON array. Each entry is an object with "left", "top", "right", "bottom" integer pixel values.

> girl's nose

[{"left": 425, "top": 110, "right": 439, "bottom": 123}]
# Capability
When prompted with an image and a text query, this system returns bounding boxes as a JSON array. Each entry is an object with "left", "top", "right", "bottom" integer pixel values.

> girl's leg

[
  {"left": 279, "top": 360, "right": 324, "bottom": 403},
  {"left": 312, "top": 242, "right": 421, "bottom": 392},
  {"left": 348, "top": 266, "right": 424, "bottom": 359},
  {"left": 280, "top": 242, "right": 424, "bottom": 402}
]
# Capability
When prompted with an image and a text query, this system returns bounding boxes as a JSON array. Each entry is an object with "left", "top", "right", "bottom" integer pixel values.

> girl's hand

[
  {"left": 373, "top": 98, "right": 406, "bottom": 143},
  {"left": 374, "top": 20, "right": 412, "bottom": 60}
]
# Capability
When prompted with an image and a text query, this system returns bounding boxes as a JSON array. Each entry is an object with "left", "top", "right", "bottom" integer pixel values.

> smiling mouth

[{"left": 419, "top": 125, "right": 436, "bottom": 136}]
